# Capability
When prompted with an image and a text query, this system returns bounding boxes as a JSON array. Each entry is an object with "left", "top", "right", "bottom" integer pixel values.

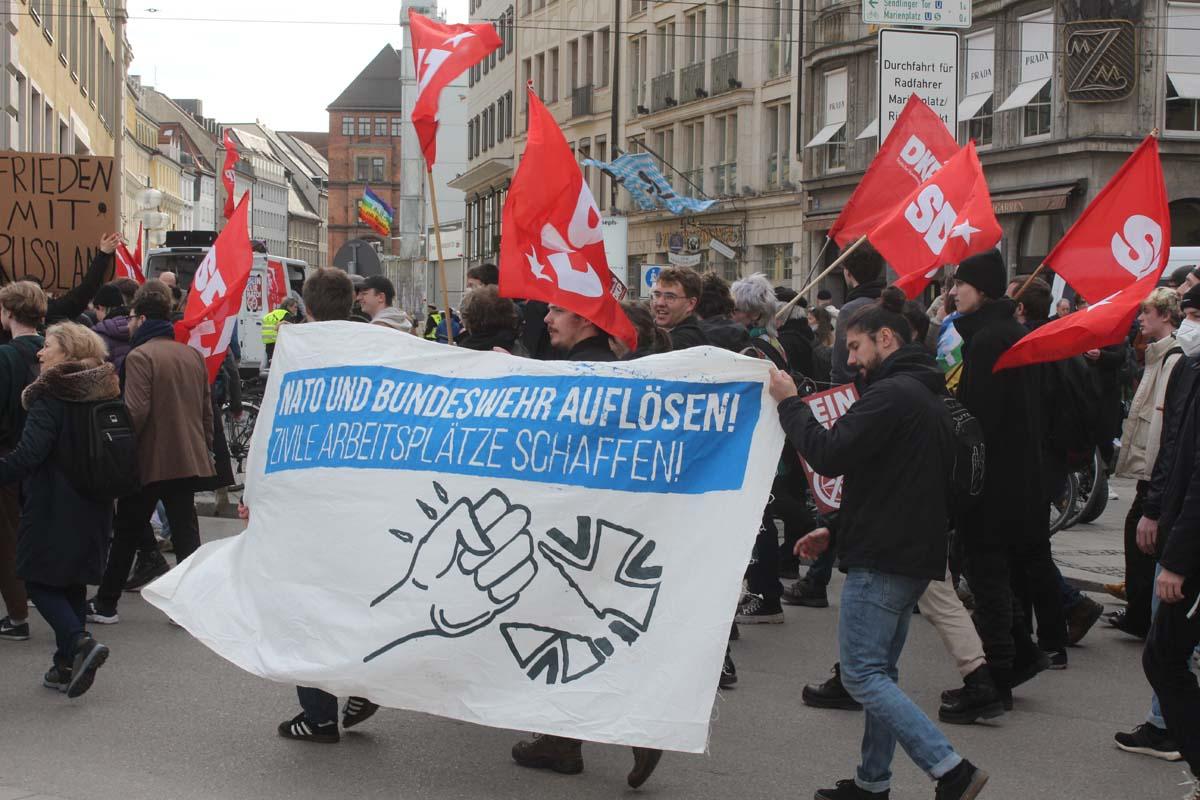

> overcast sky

[{"left": 127, "top": 0, "right": 469, "bottom": 133}]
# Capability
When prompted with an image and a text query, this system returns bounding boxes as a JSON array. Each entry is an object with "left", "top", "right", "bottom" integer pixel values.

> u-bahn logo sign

[{"left": 1064, "top": 20, "right": 1137, "bottom": 103}]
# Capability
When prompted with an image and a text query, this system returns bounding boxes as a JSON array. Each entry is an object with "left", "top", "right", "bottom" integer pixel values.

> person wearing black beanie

[{"left": 951, "top": 248, "right": 1065, "bottom": 701}]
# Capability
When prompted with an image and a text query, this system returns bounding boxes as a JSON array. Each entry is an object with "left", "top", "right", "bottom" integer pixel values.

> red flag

[
  {"left": 409, "top": 10, "right": 502, "bottom": 166},
  {"left": 222, "top": 129, "right": 238, "bottom": 221},
  {"left": 114, "top": 223, "right": 145, "bottom": 284},
  {"left": 994, "top": 272, "right": 1161, "bottom": 372},
  {"left": 266, "top": 257, "right": 288, "bottom": 310},
  {"left": 132, "top": 221, "right": 142, "bottom": 273},
  {"left": 175, "top": 195, "right": 254, "bottom": 382},
  {"left": 499, "top": 87, "right": 638, "bottom": 351},
  {"left": 867, "top": 142, "right": 1002, "bottom": 298},
  {"left": 1042, "top": 136, "right": 1169, "bottom": 304},
  {"left": 828, "top": 94, "right": 960, "bottom": 247}
]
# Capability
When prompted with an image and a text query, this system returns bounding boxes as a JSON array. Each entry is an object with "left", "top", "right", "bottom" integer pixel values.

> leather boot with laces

[
  {"left": 511, "top": 734, "right": 584, "bottom": 774},
  {"left": 939, "top": 665, "right": 1005, "bottom": 725},
  {"left": 802, "top": 662, "right": 862, "bottom": 711}
]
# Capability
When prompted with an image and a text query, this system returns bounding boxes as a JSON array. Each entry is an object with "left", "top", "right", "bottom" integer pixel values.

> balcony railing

[
  {"left": 651, "top": 72, "right": 677, "bottom": 112},
  {"left": 711, "top": 51, "right": 739, "bottom": 95},
  {"left": 680, "top": 62, "right": 706, "bottom": 102},
  {"left": 572, "top": 85, "right": 594, "bottom": 117}
]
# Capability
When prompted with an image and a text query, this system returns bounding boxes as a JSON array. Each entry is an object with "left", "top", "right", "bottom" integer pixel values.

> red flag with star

[
  {"left": 1041, "top": 135, "right": 1169, "bottom": 304},
  {"left": 498, "top": 86, "right": 637, "bottom": 351},
  {"left": 995, "top": 272, "right": 1162, "bottom": 371},
  {"left": 409, "top": 9, "right": 502, "bottom": 166},
  {"left": 867, "top": 142, "right": 1001, "bottom": 298}
]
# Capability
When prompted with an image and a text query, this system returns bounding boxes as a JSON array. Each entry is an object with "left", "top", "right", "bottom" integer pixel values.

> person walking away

[
  {"left": 510, "top": 302, "right": 664, "bottom": 788},
  {"left": 0, "top": 322, "right": 121, "bottom": 696},
  {"left": 650, "top": 267, "right": 710, "bottom": 350},
  {"left": 357, "top": 275, "right": 412, "bottom": 332},
  {"left": 262, "top": 298, "right": 299, "bottom": 365},
  {"left": 770, "top": 288, "right": 988, "bottom": 800},
  {"left": 951, "top": 251, "right": 1056, "bottom": 701},
  {"left": 0, "top": 283, "right": 47, "bottom": 642},
  {"left": 90, "top": 282, "right": 134, "bottom": 373},
  {"left": 86, "top": 282, "right": 215, "bottom": 623}
]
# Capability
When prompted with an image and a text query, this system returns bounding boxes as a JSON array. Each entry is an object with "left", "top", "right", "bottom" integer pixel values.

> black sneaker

[
  {"left": 935, "top": 760, "right": 988, "bottom": 800},
  {"left": 1045, "top": 649, "right": 1068, "bottom": 670},
  {"left": 782, "top": 578, "right": 829, "bottom": 608},
  {"left": 43, "top": 662, "right": 71, "bottom": 692},
  {"left": 125, "top": 551, "right": 170, "bottom": 592},
  {"left": 814, "top": 779, "right": 889, "bottom": 799},
  {"left": 1114, "top": 723, "right": 1183, "bottom": 761},
  {"left": 720, "top": 649, "right": 737, "bottom": 689},
  {"left": 736, "top": 594, "right": 785, "bottom": 624},
  {"left": 342, "top": 696, "right": 380, "bottom": 729},
  {"left": 66, "top": 634, "right": 109, "bottom": 698},
  {"left": 278, "top": 712, "right": 340, "bottom": 743},
  {"left": 938, "top": 665, "right": 1005, "bottom": 725},
  {"left": 803, "top": 663, "right": 862, "bottom": 711},
  {"left": 0, "top": 615, "right": 30, "bottom": 641},
  {"left": 85, "top": 598, "right": 119, "bottom": 625}
]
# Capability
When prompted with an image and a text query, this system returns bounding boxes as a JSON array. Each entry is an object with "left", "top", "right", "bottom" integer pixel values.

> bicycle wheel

[
  {"left": 224, "top": 402, "right": 259, "bottom": 474},
  {"left": 1049, "top": 470, "right": 1078, "bottom": 536},
  {"left": 1076, "top": 450, "right": 1110, "bottom": 525}
]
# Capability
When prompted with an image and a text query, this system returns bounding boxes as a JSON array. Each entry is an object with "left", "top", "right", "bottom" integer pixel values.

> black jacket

[
  {"left": 777, "top": 317, "right": 816, "bottom": 379},
  {"left": 698, "top": 316, "right": 750, "bottom": 353},
  {"left": 459, "top": 328, "right": 519, "bottom": 353},
  {"left": 1087, "top": 342, "right": 1129, "bottom": 441},
  {"left": 1155, "top": 357, "right": 1200, "bottom": 577},
  {"left": 0, "top": 362, "right": 120, "bottom": 587},
  {"left": 667, "top": 315, "right": 710, "bottom": 351},
  {"left": 778, "top": 344, "right": 954, "bottom": 580},
  {"left": 1146, "top": 355, "right": 1200, "bottom": 525},
  {"left": 954, "top": 299, "right": 1047, "bottom": 547},
  {"left": 47, "top": 251, "right": 111, "bottom": 324},
  {"left": 566, "top": 334, "right": 617, "bottom": 362}
]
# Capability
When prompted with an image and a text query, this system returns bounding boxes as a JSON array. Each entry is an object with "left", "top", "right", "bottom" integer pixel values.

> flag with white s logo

[
  {"left": 866, "top": 142, "right": 1002, "bottom": 294},
  {"left": 499, "top": 86, "right": 638, "bottom": 350},
  {"left": 1041, "top": 135, "right": 1169, "bottom": 304}
]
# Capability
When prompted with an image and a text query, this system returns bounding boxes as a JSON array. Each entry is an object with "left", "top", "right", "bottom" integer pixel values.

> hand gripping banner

[{"left": 144, "top": 324, "right": 784, "bottom": 752}]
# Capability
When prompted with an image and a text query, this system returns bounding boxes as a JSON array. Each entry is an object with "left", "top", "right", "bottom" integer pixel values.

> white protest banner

[
  {"left": 144, "top": 322, "right": 784, "bottom": 752},
  {"left": 797, "top": 384, "right": 859, "bottom": 512}
]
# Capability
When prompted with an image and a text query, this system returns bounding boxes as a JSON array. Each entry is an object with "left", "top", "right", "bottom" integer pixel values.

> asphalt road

[{"left": 0, "top": 493, "right": 1191, "bottom": 800}]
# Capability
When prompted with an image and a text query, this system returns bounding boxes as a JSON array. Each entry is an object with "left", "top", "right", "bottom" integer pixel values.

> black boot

[
  {"left": 802, "top": 662, "right": 862, "bottom": 711},
  {"left": 939, "top": 665, "right": 1005, "bottom": 724}
]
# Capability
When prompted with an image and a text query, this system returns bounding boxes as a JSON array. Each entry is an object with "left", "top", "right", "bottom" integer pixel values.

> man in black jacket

[
  {"left": 770, "top": 289, "right": 987, "bottom": 800},
  {"left": 650, "top": 267, "right": 710, "bottom": 350},
  {"left": 951, "top": 250, "right": 1055, "bottom": 701}
]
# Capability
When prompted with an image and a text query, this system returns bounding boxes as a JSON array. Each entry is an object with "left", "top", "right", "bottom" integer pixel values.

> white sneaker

[{"left": 1108, "top": 489, "right": 1120, "bottom": 501}]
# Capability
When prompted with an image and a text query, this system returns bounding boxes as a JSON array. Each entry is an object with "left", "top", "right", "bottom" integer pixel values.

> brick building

[{"left": 326, "top": 45, "right": 407, "bottom": 273}]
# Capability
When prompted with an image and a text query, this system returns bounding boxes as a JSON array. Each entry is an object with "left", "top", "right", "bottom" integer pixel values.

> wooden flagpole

[
  {"left": 1012, "top": 263, "right": 1046, "bottom": 301},
  {"left": 425, "top": 167, "right": 455, "bottom": 346},
  {"left": 775, "top": 234, "right": 868, "bottom": 323}
]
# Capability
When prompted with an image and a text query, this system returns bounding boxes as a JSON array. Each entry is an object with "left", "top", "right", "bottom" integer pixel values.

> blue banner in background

[{"left": 264, "top": 366, "right": 761, "bottom": 494}]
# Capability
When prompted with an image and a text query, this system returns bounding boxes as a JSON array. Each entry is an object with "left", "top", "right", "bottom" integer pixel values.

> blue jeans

[
  {"left": 839, "top": 569, "right": 962, "bottom": 792},
  {"left": 1148, "top": 564, "right": 1166, "bottom": 729}
]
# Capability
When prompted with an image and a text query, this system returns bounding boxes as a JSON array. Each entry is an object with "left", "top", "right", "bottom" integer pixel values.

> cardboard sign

[
  {"left": 0, "top": 151, "right": 119, "bottom": 293},
  {"left": 798, "top": 384, "right": 860, "bottom": 513}
]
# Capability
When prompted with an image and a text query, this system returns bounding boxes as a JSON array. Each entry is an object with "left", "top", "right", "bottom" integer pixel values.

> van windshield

[{"left": 145, "top": 252, "right": 207, "bottom": 291}]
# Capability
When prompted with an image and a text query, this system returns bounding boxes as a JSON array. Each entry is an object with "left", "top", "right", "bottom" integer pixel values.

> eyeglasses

[{"left": 650, "top": 291, "right": 684, "bottom": 303}]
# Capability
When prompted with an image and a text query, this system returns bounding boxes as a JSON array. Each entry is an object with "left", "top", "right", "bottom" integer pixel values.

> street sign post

[
  {"left": 878, "top": 29, "right": 959, "bottom": 144},
  {"left": 863, "top": 0, "right": 971, "bottom": 28}
]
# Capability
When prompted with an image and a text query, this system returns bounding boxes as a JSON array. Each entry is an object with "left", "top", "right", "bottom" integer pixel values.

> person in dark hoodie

[
  {"left": 770, "top": 287, "right": 988, "bottom": 800},
  {"left": 775, "top": 285, "right": 816, "bottom": 380},
  {"left": 951, "top": 250, "right": 1054, "bottom": 704},
  {"left": 650, "top": 266, "right": 709, "bottom": 350},
  {"left": 830, "top": 243, "right": 886, "bottom": 386},
  {"left": 90, "top": 282, "right": 133, "bottom": 373},
  {"left": 695, "top": 272, "right": 750, "bottom": 352},
  {"left": 458, "top": 286, "right": 519, "bottom": 352}
]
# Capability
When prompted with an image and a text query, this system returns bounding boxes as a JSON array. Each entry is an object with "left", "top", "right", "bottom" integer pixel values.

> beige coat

[
  {"left": 123, "top": 336, "right": 215, "bottom": 486},
  {"left": 1116, "top": 335, "right": 1182, "bottom": 481}
]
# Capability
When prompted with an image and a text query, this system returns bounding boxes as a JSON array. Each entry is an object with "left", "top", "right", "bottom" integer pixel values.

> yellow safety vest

[
  {"left": 424, "top": 312, "right": 442, "bottom": 340},
  {"left": 262, "top": 308, "right": 289, "bottom": 344}
]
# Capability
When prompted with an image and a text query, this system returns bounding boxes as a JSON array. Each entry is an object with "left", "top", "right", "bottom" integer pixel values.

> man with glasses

[{"left": 650, "top": 267, "right": 710, "bottom": 351}]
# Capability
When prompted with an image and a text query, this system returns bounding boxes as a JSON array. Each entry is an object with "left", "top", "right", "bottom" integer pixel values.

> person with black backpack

[
  {"left": 769, "top": 288, "right": 989, "bottom": 800},
  {"left": 0, "top": 282, "right": 48, "bottom": 643},
  {"left": 0, "top": 322, "right": 122, "bottom": 697}
]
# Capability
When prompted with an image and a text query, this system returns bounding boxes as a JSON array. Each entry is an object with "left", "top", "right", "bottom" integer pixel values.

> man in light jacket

[{"left": 358, "top": 275, "right": 413, "bottom": 333}]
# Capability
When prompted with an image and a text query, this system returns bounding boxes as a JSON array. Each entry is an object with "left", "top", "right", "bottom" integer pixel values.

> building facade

[{"left": 230, "top": 126, "right": 288, "bottom": 256}]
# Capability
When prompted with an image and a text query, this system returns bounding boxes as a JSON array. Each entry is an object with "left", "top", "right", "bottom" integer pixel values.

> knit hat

[
  {"left": 954, "top": 250, "right": 1007, "bottom": 300},
  {"left": 93, "top": 283, "right": 125, "bottom": 310},
  {"left": 1182, "top": 283, "right": 1200, "bottom": 312}
]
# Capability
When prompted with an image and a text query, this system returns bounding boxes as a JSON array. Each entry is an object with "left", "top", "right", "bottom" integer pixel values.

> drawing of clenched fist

[{"left": 364, "top": 486, "right": 539, "bottom": 662}]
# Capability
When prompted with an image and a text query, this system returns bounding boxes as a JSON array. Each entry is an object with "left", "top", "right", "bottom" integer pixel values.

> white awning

[
  {"left": 856, "top": 119, "right": 878, "bottom": 140},
  {"left": 995, "top": 77, "right": 1050, "bottom": 113},
  {"left": 958, "top": 92, "right": 993, "bottom": 121},
  {"left": 1169, "top": 73, "right": 1200, "bottom": 101},
  {"left": 806, "top": 122, "right": 845, "bottom": 148}
]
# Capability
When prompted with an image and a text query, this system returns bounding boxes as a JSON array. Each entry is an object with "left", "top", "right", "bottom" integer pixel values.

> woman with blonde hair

[{"left": 0, "top": 322, "right": 122, "bottom": 698}]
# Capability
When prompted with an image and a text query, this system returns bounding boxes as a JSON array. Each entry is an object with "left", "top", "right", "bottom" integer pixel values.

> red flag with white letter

[
  {"left": 175, "top": 194, "right": 254, "bottom": 382},
  {"left": 114, "top": 222, "right": 145, "bottom": 284},
  {"left": 1042, "top": 136, "right": 1169, "bottom": 304},
  {"left": 222, "top": 129, "right": 238, "bottom": 221},
  {"left": 828, "top": 94, "right": 960, "bottom": 248},
  {"left": 409, "top": 10, "right": 502, "bottom": 166},
  {"left": 994, "top": 272, "right": 1161, "bottom": 372},
  {"left": 867, "top": 142, "right": 1002, "bottom": 298},
  {"left": 499, "top": 87, "right": 637, "bottom": 351}
]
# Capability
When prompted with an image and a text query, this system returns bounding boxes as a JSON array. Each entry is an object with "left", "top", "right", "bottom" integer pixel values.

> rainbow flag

[{"left": 358, "top": 186, "right": 394, "bottom": 237}]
